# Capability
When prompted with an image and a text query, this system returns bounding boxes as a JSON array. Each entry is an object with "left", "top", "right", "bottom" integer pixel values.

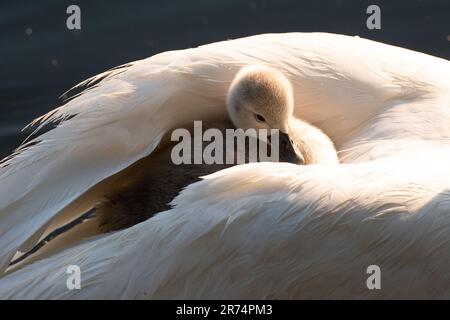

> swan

[
  {"left": 7, "top": 65, "right": 338, "bottom": 257},
  {"left": 227, "top": 65, "right": 338, "bottom": 165},
  {"left": 94, "top": 66, "right": 337, "bottom": 232},
  {"left": 0, "top": 32, "right": 449, "bottom": 299}
]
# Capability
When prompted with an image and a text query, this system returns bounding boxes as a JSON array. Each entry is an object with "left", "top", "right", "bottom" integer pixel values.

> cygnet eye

[{"left": 255, "top": 114, "right": 266, "bottom": 122}]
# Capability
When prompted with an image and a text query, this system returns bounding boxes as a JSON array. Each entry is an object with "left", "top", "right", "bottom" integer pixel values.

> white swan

[
  {"left": 0, "top": 32, "right": 449, "bottom": 299},
  {"left": 92, "top": 65, "right": 337, "bottom": 233},
  {"left": 4, "top": 65, "right": 338, "bottom": 261}
]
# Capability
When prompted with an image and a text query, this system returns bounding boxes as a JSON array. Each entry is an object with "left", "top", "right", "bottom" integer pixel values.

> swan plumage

[
  {"left": 0, "top": 32, "right": 449, "bottom": 298},
  {"left": 1, "top": 151, "right": 450, "bottom": 299}
]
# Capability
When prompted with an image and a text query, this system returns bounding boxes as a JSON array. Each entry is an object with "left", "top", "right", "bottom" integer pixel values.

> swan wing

[{"left": 1, "top": 156, "right": 449, "bottom": 299}]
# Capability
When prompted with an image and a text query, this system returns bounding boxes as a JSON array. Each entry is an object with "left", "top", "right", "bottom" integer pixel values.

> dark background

[{"left": 0, "top": 0, "right": 449, "bottom": 158}]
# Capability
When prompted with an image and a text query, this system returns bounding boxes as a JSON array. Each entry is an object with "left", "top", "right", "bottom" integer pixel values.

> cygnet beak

[{"left": 277, "top": 132, "right": 305, "bottom": 165}]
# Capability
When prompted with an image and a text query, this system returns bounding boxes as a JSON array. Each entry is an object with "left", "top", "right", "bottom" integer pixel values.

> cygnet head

[{"left": 227, "top": 65, "right": 303, "bottom": 164}]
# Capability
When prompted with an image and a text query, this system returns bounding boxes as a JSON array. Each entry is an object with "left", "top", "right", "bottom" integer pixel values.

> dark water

[{"left": 0, "top": 0, "right": 449, "bottom": 159}]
